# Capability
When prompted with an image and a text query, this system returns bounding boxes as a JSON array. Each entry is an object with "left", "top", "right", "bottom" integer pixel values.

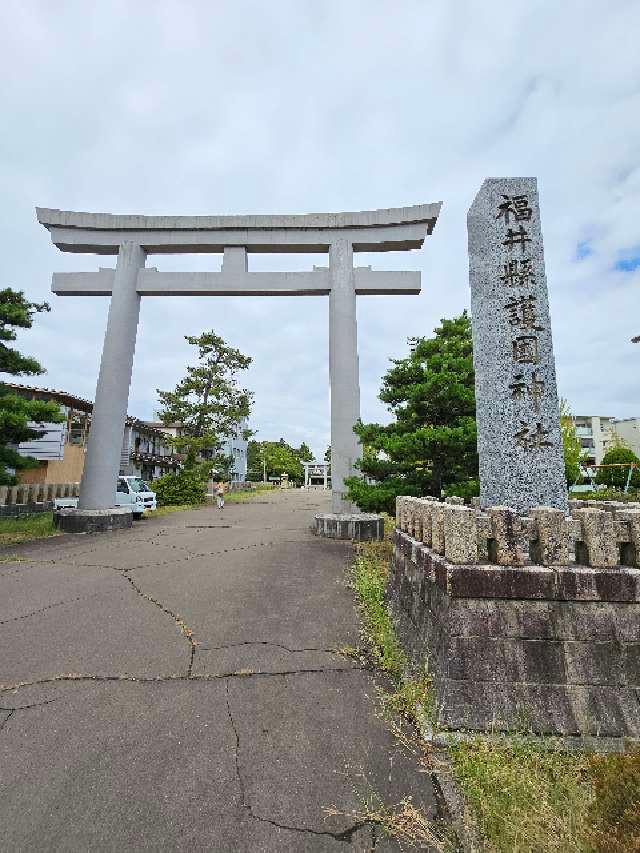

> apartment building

[
  {"left": 9, "top": 384, "right": 179, "bottom": 484},
  {"left": 145, "top": 418, "right": 248, "bottom": 482},
  {"left": 571, "top": 415, "right": 616, "bottom": 467},
  {"left": 611, "top": 418, "right": 640, "bottom": 459}
]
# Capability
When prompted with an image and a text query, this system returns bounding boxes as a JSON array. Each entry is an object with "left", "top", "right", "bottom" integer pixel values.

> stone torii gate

[{"left": 37, "top": 204, "right": 440, "bottom": 520}]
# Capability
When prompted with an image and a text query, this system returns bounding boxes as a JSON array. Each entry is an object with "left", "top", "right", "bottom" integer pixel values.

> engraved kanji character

[
  {"left": 509, "top": 370, "right": 545, "bottom": 413},
  {"left": 503, "top": 225, "right": 531, "bottom": 253},
  {"left": 514, "top": 421, "right": 553, "bottom": 451},
  {"left": 512, "top": 335, "right": 539, "bottom": 364},
  {"left": 505, "top": 295, "right": 544, "bottom": 331},
  {"left": 508, "top": 374, "right": 527, "bottom": 400},
  {"left": 496, "top": 194, "right": 532, "bottom": 224},
  {"left": 500, "top": 258, "right": 535, "bottom": 287}
]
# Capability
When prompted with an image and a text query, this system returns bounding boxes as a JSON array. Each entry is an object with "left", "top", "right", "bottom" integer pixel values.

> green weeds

[{"left": 0, "top": 512, "right": 58, "bottom": 547}]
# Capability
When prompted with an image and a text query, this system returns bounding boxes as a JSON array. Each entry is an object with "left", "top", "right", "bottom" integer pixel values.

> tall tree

[
  {"left": 246, "top": 439, "right": 304, "bottom": 483},
  {"left": 157, "top": 331, "right": 253, "bottom": 474},
  {"left": 0, "top": 288, "right": 64, "bottom": 485},
  {"left": 345, "top": 312, "right": 478, "bottom": 514},
  {"left": 559, "top": 399, "right": 584, "bottom": 486},
  {"left": 295, "top": 442, "right": 314, "bottom": 462},
  {"left": 595, "top": 447, "right": 640, "bottom": 491}
]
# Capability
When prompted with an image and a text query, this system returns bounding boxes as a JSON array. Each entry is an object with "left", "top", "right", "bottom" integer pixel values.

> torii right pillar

[{"left": 329, "top": 238, "right": 361, "bottom": 513}]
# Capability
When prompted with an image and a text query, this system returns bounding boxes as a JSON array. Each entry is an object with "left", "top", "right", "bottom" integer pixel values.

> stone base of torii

[{"left": 37, "top": 203, "right": 440, "bottom": 533}]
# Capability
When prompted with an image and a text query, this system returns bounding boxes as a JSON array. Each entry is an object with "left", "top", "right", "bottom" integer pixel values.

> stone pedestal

[
  {"left": 54, "top": 507, "right": 133, "bottom": 534},
  {"left": 391, "top": 525, "right": 640, "bottom": 740},
  {"left": 314, "top": 512, "right": 384, "bottom": 542}
]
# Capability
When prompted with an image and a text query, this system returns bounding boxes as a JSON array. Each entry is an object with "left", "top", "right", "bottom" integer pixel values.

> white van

[
  {"left": 117, "top": 476, "right": 157, "bottom": 515},
  {"left": 55, "top": 477, "right": 156, "bottom": 520}
]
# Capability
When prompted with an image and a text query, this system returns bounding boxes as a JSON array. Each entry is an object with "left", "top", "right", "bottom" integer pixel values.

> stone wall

[
  {"left": 390, "top": 496, "right": 640, "bottom": 739},
  {"left": 0, "top": 483, "right": 80, "bottom": 518}
]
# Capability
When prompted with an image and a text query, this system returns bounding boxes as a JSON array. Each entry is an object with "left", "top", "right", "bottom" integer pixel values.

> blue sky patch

[
  {"left": 575, "top": 241, "right": 593, "bottom": 260},
  {"left": 614, "top": 250, "right": 640, "bottom": 272}
]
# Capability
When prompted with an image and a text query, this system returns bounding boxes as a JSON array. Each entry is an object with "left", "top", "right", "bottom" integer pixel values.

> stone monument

[{"left": 468, "top": 177, "right": 568, "bottom": 513}]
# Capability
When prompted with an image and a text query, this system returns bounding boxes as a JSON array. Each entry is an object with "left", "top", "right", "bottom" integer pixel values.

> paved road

[{"left": 0, "top": 490, "right": 438, "bottom": 851}]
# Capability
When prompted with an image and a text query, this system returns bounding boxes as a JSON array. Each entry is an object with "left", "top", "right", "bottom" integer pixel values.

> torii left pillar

[{"left": 79, "top": 242, "right": 146, "bottom": 509}]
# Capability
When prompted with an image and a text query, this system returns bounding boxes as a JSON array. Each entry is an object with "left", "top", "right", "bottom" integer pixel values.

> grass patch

[
  {"left": 587, "top": 748, "right": 640, "bottom": 852},
  {"left": 224, "top": 489, "right": 274, "bottom": 504},
  {"left": 351, "top": 537, "right": 405, "bottom": 682},
  {"left": 449, "top": 735, "right": 591, "bottom": 852},
  {"left": 351, "top": 534, "right": 435, "bottom": 729},
  {"left": 0, "top": 512, "right": 58, "bottom": 547},
  {"left": 449, "top": 735, "right": 640, "bottom": 852},
  {"left": 152, "top": 504, "right": 205, "bottom": 517}
]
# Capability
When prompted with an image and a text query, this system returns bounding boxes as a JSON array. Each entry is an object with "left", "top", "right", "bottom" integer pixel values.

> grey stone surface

[
  {"left": 54, "top": 505, "right": 134, "bottom": 532},
  {"left": 390, "top": 528, "right": 640, "bottom": 737},
  {"left": 314, "top": 512, "right": 384, "bottom": 541},
  {"left": 468, "top": 177, "right": 567, "bottom": 513},
  {"left": 0, "top": 492, "right": 439, "bottom": 850}
]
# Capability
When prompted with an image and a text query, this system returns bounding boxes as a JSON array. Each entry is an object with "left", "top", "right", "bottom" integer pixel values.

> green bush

[
  {"left": 153, "top": 470, "right": 206, "bottom": 506},
  {"left": 595, "top": 447, "right": 640, "bottom": 490},
  {"left": 572, "top": 488, "right": 640, "bottom": 503},
  {"left": 443, "top": 478, "right": 480, "bottom": 501}
]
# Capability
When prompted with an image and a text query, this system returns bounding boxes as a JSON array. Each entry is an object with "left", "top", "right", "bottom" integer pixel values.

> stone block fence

[
  {"left": 390, "top": 496, "right": 640, "bottom": 741},
  {"left": 0, "top": 483, "right": 80, "bottom": 517}
]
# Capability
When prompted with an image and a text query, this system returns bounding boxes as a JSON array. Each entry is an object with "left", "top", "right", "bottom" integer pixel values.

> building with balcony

[
  {"left": 144, "top": 419, "right": 249, "bottom": 482},
  {"left": 8, "top": 384, "right": 179, "bottom": 485},
  {"left": 571, "top": 415, "right": 616, "bottom": 467}
]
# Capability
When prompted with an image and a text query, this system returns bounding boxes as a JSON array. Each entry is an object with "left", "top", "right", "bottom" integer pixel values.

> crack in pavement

[
  {"left": 2, "top": 537, "right": 314, "bottom": 578},
  {"left": 0, "top": 595, "right": 93, "bottom": 626},
  {"left": 0, "top": 698, "right": 58, "bottom": 711},
  {"left": 118, "top": 572, "right": 198, "bottom": 677},
  {"left": 198, "top": 640, "right": 349, "bottom": 656},
  {"left": 0, "top": 667, "right": 365, "bottom": 694},
  {"left": 0, "top": 709, "right": 14, "bottom": 734},
  {"left": 223, "top": 681, "right": 370, "bottom": 845}
]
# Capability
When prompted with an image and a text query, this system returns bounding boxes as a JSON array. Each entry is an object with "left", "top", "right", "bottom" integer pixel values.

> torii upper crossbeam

[{"left": 37, "top": 203, "right": 441, "bottom": 513}]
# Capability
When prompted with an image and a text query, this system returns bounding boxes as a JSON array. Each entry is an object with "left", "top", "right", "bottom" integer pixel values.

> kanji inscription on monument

[{"left": 468, "top": 178, "right": 568, "bottom": 513}]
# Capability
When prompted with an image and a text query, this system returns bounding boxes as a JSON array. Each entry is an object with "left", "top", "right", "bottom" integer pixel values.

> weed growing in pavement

[
  {"left": 351, "top": 539, "right": 405, "bottom": 682},
  {"left": 324, "top": 792, "right": 454, "bottom": 851}
]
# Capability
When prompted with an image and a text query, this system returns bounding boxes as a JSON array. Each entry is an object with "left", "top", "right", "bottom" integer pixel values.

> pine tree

[
  {"left": 0, "top": 288, "right": 65, "bottom": 485},
  {"left": 345, "top": 312, "right": 478, "bottom": 514},
  {"left": 295, "top": 442, "right": 314, "bottom": 462},
  {"left": 157, "top": 331, "right": 253, "bottom": 474},
  {"left": 559, "top": 399, "right": 584, "bottom": 486}
]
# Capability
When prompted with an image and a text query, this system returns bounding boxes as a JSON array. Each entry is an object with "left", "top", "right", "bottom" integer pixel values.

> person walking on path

[{"left": 215, "top": 480, "right": 225, "bottom": 510}]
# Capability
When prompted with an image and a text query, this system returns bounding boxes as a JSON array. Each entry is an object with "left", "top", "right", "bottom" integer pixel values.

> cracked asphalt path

[{"left": 0, "top": 490, "right": 438, "bottom": 851}]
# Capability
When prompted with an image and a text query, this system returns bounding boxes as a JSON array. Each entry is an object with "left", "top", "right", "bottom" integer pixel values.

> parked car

[
  {"left": 118, "top": 476, "right": 157, "bottom": 515},
  {"left": 55, "top": 477, "right": 156, "bottom": 520}
]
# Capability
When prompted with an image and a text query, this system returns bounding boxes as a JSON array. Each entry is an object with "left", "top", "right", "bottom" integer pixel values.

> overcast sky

[{"left": 1, "top": 0, "right": 639, "bottom": 459}]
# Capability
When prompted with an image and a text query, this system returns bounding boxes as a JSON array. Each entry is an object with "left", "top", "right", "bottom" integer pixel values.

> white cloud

[{"left": 1, "top": 0, "right": 639, "bottom": 458}]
